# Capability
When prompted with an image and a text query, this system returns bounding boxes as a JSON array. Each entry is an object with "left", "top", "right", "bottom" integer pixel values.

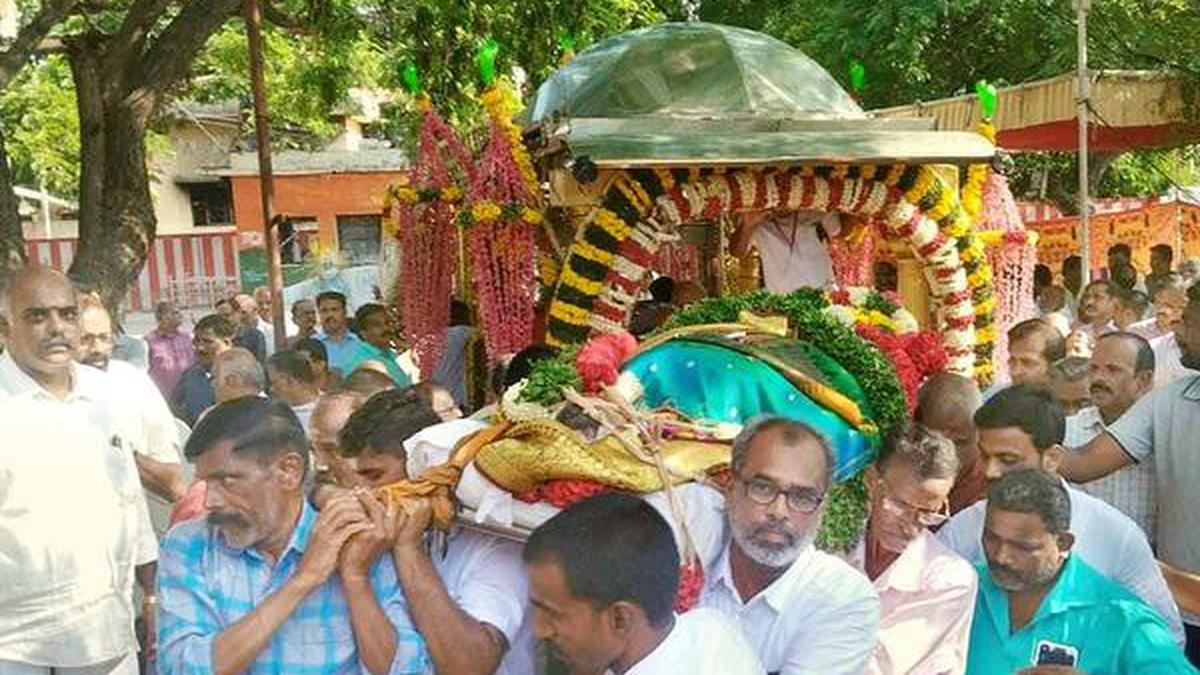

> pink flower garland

[
  {"left": 394, "top": 106, "right": 474, "bottom": 379},
  {"left": 979, "top": 174, "right": 1038, "bottom": 384}
]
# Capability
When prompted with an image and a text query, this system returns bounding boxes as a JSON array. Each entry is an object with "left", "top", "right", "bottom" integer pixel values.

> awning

[
  {"left": 872, "top": 70, "right": 1200, "bottom": 152},
  {"left": 546, "top": 116, "right": 996, "bottom": 168}
]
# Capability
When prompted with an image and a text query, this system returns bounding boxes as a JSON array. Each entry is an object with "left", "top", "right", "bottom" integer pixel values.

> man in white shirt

[
  {"left": 1065, "top": 332, "right": 1157, "bottom": 540},
  {"left": 338, "top": 389, "right": 534, "bottom": 675},
  {"left": 700, "top": 417, "right": 881, "bottom": 675},
  {"left": 1151, "top": 330, "right": 1198, "bottom": 389},
  {"left": 936, "top": 384, "right": 1184, "bottom": 644},
  {"left": 77, "top": 301, "right": 188, "bottom": 522},
  {"left": 266, "top": 350, "right": 320, "bottom": 434},
  {"left": 525, "top": 492, "right": 762, "bottom": 675},
  {"left": 733, "top": 211, "right": 841, "bottom": 292},
  {"left": 0, "top": 267, "right": 157, "bottom": 674}
]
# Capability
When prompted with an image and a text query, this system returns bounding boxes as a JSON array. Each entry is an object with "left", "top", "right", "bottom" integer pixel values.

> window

[
  {"left": 336, "top": 214, "right": 382, "bottom": 265},
  {"left": 187, "top": 181, "right": 233, "bottom": 226}
]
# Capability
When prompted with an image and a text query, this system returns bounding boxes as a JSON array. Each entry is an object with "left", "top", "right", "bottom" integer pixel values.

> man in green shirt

[
  {"left": 354, "top": 303, "right": 411, "bottom": 388},
  {"left": 967, "top": 469, "right": 1194, "bottom": 675}
]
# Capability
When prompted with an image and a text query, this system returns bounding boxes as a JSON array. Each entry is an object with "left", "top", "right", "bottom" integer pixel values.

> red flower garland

[
  {"left": 575, "top": 331, "right": 638, "bottom": 393},
  {"left": 674, "top": 560, "right": 705, "bottom": 613},
  {"left": 515, "top": 480, "right": 612, "bottom": 508}
]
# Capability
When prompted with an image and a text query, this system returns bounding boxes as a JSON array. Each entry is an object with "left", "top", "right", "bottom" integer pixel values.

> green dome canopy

[{"left": 530, "top": 22, "right": 865, "bottom": 123}]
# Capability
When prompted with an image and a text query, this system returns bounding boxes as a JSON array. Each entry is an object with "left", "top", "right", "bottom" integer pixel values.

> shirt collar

[
  {"left": 1183, "top": 375, "right": 1200, "bottom": 402},
  {"left": 979, "top": 551, "right": 1099, "bottom": 637},
  {"left": 711, "top": 538, "right": 817, "bottom": 613},
  {"left": 873, "top": 530, "right": 938, "bottom": 593},
  {"left": 1073, "top": 406, "right": 1106, "bottom": 432},
  {"left": 235, "top": 498, "right": 316, "bottom": 563},
  {"left": 0, "top": 350, "right": 94, "bottom": 401}
]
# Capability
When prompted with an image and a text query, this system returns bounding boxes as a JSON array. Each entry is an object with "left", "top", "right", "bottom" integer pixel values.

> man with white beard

[{"left": 700, "top": 417, "right": 881, "bottom": 675}]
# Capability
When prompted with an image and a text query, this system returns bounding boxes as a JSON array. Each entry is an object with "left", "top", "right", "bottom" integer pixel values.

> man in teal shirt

[
  {"left": 968, "top": 468, "right": 1195, "bottom": 674},
  {"left": 354, "top": 303, "right": 411, "bottom": 387}
]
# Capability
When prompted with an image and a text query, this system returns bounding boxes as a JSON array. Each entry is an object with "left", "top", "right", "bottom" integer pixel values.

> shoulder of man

[{"left": 796, "top": 548, "right": 879, "bottom": 607}]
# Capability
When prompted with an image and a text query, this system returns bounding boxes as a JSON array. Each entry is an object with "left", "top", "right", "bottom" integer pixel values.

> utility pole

[
  {"left": 1076, "top": 0, "right": 1091, "bottom": 281},
  {"left": 244, "top": 0, "right": 287, "bottom": 350}
]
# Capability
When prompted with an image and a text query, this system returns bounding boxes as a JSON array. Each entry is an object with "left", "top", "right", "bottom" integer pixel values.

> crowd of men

[{"left": 3, "top": 255, "right": 1200, "bottom": 674}]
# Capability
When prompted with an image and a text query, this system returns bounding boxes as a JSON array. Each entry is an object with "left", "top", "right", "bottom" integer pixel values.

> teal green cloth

[
  {"left": 625, "top": 340, "right": 871, "bottom": 481},
  {"left": 359, "top": 343, "right": 413, "bottom": 388},
  {"left": 967, "top": 556, "right": 1196, "bottom": 675}
]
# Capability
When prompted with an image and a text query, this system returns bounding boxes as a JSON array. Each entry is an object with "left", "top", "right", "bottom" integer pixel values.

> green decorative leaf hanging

[
  {"left": 476, "top": 39, "right": 500, "bottom": 86},
  {"left": 975, "top": 80, "right": 998, "bottom": 119},
  {"left": 401, "top": 64, "right": 421, "bottom": 95},
  {"left": 849, "top": 59, "right": 866, "bottom": 93}
]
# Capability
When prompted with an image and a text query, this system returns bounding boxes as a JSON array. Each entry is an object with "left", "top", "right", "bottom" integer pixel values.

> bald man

[
  {"left": 0, "top": 267, "right": 156, "bottom": 673},
  {"left": 231, "top": 293, "right": 268, "bottom": 361},
  {"left": 211, "top": 347, "right": 266, "bottom": 405},
  {"left": 915, "top": 372, "right": 987, "bottom": 514},
  {"left": 78, "top": 302, "right": 188, "bottom": 509}
]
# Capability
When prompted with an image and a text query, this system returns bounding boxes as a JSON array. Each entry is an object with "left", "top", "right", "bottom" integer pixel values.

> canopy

[
  {"left": 873, "top": 71, "right": 1200, "bottom": 152},
  {"left": 530, "top": 22, "right": 995, "bottom": 167}
]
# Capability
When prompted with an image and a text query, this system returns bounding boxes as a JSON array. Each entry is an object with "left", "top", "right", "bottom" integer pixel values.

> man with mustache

[
  {"left": 966, "top": 469, "right": 1193, "bottom": 674},
  {"left": 1075, "top": 280, "right": 1119, "bottom": 339},
  {"left": 937, "top": 385, "right": 1184, "bottom": 644},
  {"left": 1061, "top": 283, "right": 1200, "bottom": 664},
  {"left": 169, "top": 314, "right": 236, "bottom": 426},
  {"left": 77, "top": 299, "right": 188, "bottom": 508},
  {"left": 1065, "top": 332, "right": 1157, "bottom": 540},
  {"left": 699, "top": 417, "right": 880, "bottom": 675},
  {"left": 157, "top": 396, "right": 429, "bottom": 674},
  {"left": 525, "top": 493, "right": 762, "bottom": 675},
  {"left": 847, "top": 429, "right": 976, "bottom": 675},
  {"left": 0, "top": 266, "right": 157, "bottom": 674}
]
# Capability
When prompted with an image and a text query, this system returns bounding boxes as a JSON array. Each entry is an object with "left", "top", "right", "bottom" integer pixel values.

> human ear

[
  {"left": 1041, "top": 445, "right": 1065, "bottom": 473},
  {"left": 276, "top": 452, "right": 306, "bottom": 490},
  {"left": 608, "top": 602, "right": 638, "bottom": 636}
]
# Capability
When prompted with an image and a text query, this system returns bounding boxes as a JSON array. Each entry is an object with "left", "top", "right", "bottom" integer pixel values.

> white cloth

[
  {"left": 1065, "top": 407, "right": 1157, "bottom": 541},
  {"left": 0, "top": 353, "right": 156, "bottom": 668},
  {"left": 752, "top": 211, "right": 840, "bottom": 293},
  {"left": 103, "top": 359, "right": 185, "bottom": 540},
  {"left": 291, "top": 399, "right": 316, "bottom": 436},
  {"left": 257, "top": 318, "right": 277, "bottom": 357},
  {"left": 936, "top": 480, "right": 1184, "bottom": 644},
  {"left": 0, "top": 652, "right": 137, "bottom": 675},
  {"left": 700, "top": 540, "right": 880, "bottom": 675},
  {"left": 435, "top": 529, "right": 533, "bottom": 675},
  {"left": 614, "top": 609, "right": 763, "bottom": 675},
  {"left": 1150, "top": 333, "right": 1198, "bottom": 389}
]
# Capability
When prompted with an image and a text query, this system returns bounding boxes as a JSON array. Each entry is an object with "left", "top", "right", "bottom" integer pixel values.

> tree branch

[
  {"left": 261, "top": 0, "right": 313, "bottom": 32},
  {"left": 131, "top": 0, "right": 240, "bottom": 96},
  {"left": 0, "top": 0, "right": 82, "bottom": 89},
  {"left": 100, "top": 0, "right": 177, "bottom": 82}
]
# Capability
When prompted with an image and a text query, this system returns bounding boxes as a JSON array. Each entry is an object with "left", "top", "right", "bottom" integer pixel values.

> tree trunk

[
  {"left": 0, "top": 125, "right": 26, "bottom": 287},
  {"left": 67, "top": 97, "right": 157, "bottom": 312}
]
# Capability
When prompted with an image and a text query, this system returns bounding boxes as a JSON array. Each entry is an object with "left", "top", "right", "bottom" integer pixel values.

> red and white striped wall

[
  {"left": 1018, "top": 196, "right": 1166, "bottom": 224},
  {"left": 25, "top": 230, "right": 241, "bottom": 311}
]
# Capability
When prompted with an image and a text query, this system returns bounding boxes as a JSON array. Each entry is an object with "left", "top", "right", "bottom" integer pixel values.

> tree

[{"left": 0, "top": 0, "right": 85, "bottom": 285}]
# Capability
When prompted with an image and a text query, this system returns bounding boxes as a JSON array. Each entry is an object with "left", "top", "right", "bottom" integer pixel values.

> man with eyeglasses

[
  {"left": 699, "top": 417, "right": 880, "bottom": 675},
  {"left": 846, "top": 429, "right": 976, "bottom": 674},
  {"left": 936, "top": 384, "right": 1184, "bottom": 645}
]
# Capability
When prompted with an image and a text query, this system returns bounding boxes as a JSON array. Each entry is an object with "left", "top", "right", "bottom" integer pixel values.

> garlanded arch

[{"left": 547, "top": 164, "right": 997, "bottom": 381}]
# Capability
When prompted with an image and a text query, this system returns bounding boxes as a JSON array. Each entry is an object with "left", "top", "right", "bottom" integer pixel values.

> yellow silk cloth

[
  {"left": 377, "top": 422, "right": 512, "bottom": 532},
  {"left": 472, "top": 419, "right": 730, "bottom": 493}
]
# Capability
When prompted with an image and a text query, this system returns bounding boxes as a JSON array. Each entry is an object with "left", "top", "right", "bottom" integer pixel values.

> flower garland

[
  {"left": 468, "top": 80, "right": 543, "bottom": 362},
  {"left": 387, "top": 97, "right": 474, "bottom": 379}
]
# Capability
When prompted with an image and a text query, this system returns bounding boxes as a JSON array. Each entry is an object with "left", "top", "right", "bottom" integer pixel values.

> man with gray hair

[
  {"left": 966, "top": 469, "right": 1192, "bottom": 674},
  {"left": 849, "top": 429, "right": 977, "bottom": 674},
  {"left": 699, "top": 416, "right": 880, "bottom": 675},
  {"left": 211, "top": 347, "right": 266, "bottom": 406}
]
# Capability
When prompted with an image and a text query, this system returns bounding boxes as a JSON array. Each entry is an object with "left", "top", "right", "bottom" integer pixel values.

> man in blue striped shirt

[{"left": 156, "top": 397, "right": 428, "bottom": 674}]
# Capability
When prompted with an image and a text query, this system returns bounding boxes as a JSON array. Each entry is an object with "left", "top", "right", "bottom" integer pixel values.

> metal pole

[
  {"left": 1076, "top": 0, "right": 1091, "bottom": 281},
  {"left": 243, "top": 0, "right": 286, "bottom": 350}
]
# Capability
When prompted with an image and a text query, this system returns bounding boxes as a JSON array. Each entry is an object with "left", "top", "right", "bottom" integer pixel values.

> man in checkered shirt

[
  {"left": 1065, "top": 332, "right": 1158, "bottom": 542},
  {"left": 156, "top": 397, "right": 428, "bottom": 674}
]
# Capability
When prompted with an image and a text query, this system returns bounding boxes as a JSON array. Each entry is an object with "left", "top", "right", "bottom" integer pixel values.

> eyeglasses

[
  {"left": 740, "top": 476, "right": 824, "bottom": 514},
  {"left": 879, "top": 494, "right": 950, "bottom": 528}
]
